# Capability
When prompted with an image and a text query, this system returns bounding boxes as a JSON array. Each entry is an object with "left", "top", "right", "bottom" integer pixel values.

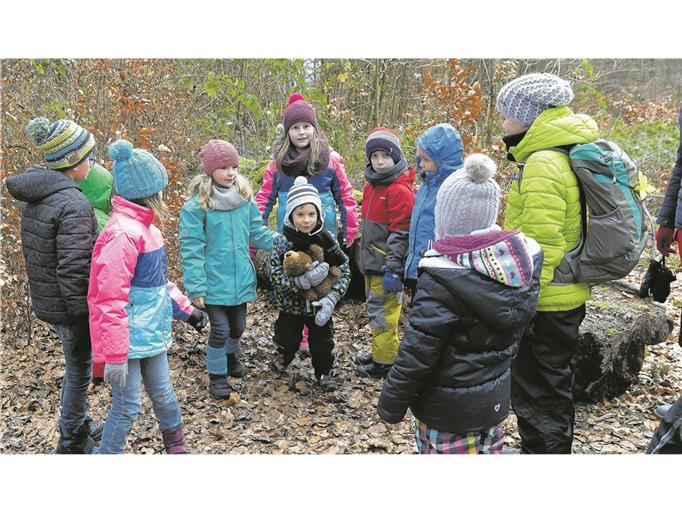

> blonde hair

[
  {"left": 137, "top": 191, "right": 168, "bottom": 226},
  {"left": 275, "top": 128, "right": 322, "bottom": 175},
  {"left": 188, "top": 173, "right": 254, "bottom": 210}
]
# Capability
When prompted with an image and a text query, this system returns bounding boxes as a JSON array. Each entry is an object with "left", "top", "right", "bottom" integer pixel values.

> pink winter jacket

[
  {"left": 255, "top": 150, "right": 359, "bottom": 244},
  {"left": 88, "top": 196, "right": 194, "bottom": 365}
]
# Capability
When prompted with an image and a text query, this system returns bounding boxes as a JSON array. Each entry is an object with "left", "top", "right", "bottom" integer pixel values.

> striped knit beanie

[
  {"left": 284, "top": 176, "right": 322, "bottom": 228},
  {"left": 496, "top": 73, "right": 574, "bottom": 127},
  {"left": 435, "top": 153, "right": 500, "bottom": 239},
  {"left": 282, "top": 93, "right": 317, "bottom": 133},
  {"left": 108, "top": 139, "right": 168, "bottom": 200},
  {"left": 200, "top": 139, "right": 240, "bottom": 175},
  {"left": 365, "top": 127, "right": 402, "bottom": 163},
  {"left": 26, "top": 117, "right": 96, "bottom": 171}
]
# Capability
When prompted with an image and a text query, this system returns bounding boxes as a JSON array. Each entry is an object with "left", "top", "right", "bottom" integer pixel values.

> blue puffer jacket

[
  {"left": 405, "top": 124, "right": 464, "bottom": 280},
  {"left": 179, "top": 195, "right": 275, "bottom": 305},
  {"left": 656, "top": 102, "right": 682, "bottom": 228}
]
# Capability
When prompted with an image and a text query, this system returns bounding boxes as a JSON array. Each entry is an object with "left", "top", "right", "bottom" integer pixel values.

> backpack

[{"left": 545, "top": 140, "right": 650, "bottom": 284}]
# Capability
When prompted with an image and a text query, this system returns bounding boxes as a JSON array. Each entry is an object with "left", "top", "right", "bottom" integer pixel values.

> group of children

[{"left": 12, "top": 72, "right": 672, "bottom": 455}]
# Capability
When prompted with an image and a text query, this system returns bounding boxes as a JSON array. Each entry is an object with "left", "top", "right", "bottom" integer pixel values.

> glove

[
  {"left": 104, "top": 362, "right": 128, "bottom": 389},
  {"left": 382, "top": 268, "right": 403, "bottom": 294},
  {"left": 312, "top": 291, "right": 341, "bottom": 327},
  {"left": 92, "top": 361, "right": 105, "bottom": 385},
  {"left": 656, "top": 226, "right": 676, "bottom": 256},
  {"left": 293, "top": 261, "right": 329, "bottom": 290},
  {"left": 188, "top": 308, "right": 209, "bottom": 333}
]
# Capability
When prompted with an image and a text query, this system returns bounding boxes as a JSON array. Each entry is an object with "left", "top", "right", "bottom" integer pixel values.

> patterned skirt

[{"left": 415, "top": 419, "right": 505, "bottom": 454}]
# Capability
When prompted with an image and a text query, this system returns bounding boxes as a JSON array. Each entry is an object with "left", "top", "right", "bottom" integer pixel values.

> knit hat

[
  {"left": 108, "top": 139, "right": 168, "bottom": 200},
  {"left": 282, "top": 93, "right": 317, "bottom": 133},
  {"left": 284, "top": 176, "right": 322, "bottom": 228},
  {"left": 435, "top": 154, "right": 500, "bottom": 239},
  {"left": 199, "top": 139, "right": 240, "bottom": 175},
  {"left": 365, "top": 127, "right": 403, "bottom": 163},
  {"left": 496, "top": 73, "right": 574, "bottom": 127},
  {"left": 26, "top": 117, "right": 96, "bottom": 171}
]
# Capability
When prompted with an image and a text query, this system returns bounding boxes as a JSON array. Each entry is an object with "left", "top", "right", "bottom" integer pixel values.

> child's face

[
  {"left": 418, "top": 153, "right": 437, "bottom": 172},
  {"left": 212, "top": 165, "right": 238, "bottom": 187},
  {"left": 370, "top": 150, "right": 395, "bottom": 172},
  {"left": 291, "top": 203, "right": 318, "bottom": 233},
  {"left": 288, "top": 122, "right": 315, "bottom": 149},
  {"left": 502, "top": 117, "right": 528, "bottom": 136},
  {"left": 69, "top": 157, "right": 92, "bottom": 181}
]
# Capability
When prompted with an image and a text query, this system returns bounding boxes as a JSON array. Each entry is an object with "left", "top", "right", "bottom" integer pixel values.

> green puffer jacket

[{"left": 504, "top": 106, "right": 599, "bottom": 311}]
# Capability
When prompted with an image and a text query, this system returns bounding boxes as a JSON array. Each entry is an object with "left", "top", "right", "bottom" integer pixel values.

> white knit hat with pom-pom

[
  {"left": 434, "top": 153, "right": 500, "bottom": 239},
  {"left": 284, "top": 176, "right": 323, "bottom": 230}
]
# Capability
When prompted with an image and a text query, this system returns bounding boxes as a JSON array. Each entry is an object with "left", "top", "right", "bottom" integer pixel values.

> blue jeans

[
  {"left": 53, "top": 317, "right": 92, "bottom": 436},
  {"left": 97, "top": 352, "right": 183, "bottom": 454}
]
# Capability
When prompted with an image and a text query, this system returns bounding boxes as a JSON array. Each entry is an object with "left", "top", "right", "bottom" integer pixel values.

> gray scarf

[
  {"left": 211, "top": 184, "right": 246, "bottom": 211},
  {"left": 364, "top": 157, "right": 408, "bottom": 186}
]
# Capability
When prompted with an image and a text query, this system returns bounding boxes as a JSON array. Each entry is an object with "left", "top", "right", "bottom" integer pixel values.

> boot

[
  {"left": 162, "top": 426, "right": 188, "bottom": 454},
  {"left": 271, "top": 352, "right": 294, "bottom": 375},
  {"left": 318, "top": 373, "right": 337, "bottom": 392},
  {"left": 54, "top": 423, "right": 96, "bottom": 454},
  {"left": 655, "top": 404, "right": 673, "bottom": 418},
  {"left": 227, "top": 352, "right": 246, "bottom": 378},
  {"left": 354, "top": 352, "right": 373, "bottom": 365},
  {"left": 355, "top": 360, "right": 392, "bottom": 378},
  {"left": 84, "top": 418, "right": 105, "bottom": 442},
  {"left": 208, "top": 374, "right": 234, "bottom": 399}
]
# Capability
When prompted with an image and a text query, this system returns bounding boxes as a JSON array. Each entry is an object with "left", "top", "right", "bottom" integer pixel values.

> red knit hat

[
  {"left": 199, "top": 139, "right": 240, "bottom": 176},
  {"left": 282, "top": 93, "right": 318, "bottom": 132}
]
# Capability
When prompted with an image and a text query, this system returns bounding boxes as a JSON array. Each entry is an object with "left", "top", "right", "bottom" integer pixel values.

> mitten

[
  {"left": 656, "top": 226, "right": 676, "bottom": 255},
  {"left": 188, "top": 308, "right": 209, "bottom": 333},
  {"left": 294, "top": 261, "right": 329, "bottom": 289},
  {"left": 312, "top": 291, "right": 341, "bottom": 327},
  {"left": 92, "top": 361, "right": 105, "bottom": 385},
  {"left": 104, "top": 362, "right": 128, "bottom": 389},
  {"left": 382, "top": 268, "right": 403, "bottom": 294}
]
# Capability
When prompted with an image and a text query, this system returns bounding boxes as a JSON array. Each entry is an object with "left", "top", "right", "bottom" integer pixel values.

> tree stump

[{"left": 573, "top": 281, "right": 673, "bottom": 402}]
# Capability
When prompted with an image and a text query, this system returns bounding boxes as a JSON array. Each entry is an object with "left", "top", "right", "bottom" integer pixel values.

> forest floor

[{"left": 1, "top": 263, "right": 681, "bottom": 455}]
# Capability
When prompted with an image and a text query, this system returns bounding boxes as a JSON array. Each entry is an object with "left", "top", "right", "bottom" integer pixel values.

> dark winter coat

[
  {"left": 377, "top": 236, "right": 543, "bottom": 433},
  {"left": 656, "top": 102, "right": 682, "bottom": 228},
  {"left": 5, "top": 166, "right": 97, "bottom": 324}
]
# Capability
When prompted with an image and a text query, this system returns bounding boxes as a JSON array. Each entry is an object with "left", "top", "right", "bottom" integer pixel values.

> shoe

[
  {"left": 271, "top": 352, "right": 293, "bottom": 375},
  {"left": 355, "top": 361, "right": 392, "bottom": 378},
  {"left": 227, "top": 352, "right": 246, "bottom": 378},
  {"left": 297, "top": 347, "right": 311, "bottom": 359},
  {"left": 655, "top": 404, "right": 672, "bottom": 418},
  {"left": 318, "top": 373, "right": 337, "bottom": 392},
  {"left": 502, "top": 446, "right": 521, "bottom": 454},
  {"left": 208, "top": 374, "right": 235, "bottom": 400},
  {"left": 84, "top": 419, "right": 104, "bottom": 442},
  {"left": 54, "top": 423, "right": 96, "bottom": 454},
  {"left": 162, "top": 426, "right": 188, "bottom": 454},
  {"left": 354, "top": 352, "right": 373, "bottom": 365}
]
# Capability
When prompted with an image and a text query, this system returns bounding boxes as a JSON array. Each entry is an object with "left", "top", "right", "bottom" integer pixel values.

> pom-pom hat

[
  {"left": 108, "top": 139, "right": 168, "bottom": 200},
  {"left": 26, "top": 117, "right": 96, "bottom": 171}
]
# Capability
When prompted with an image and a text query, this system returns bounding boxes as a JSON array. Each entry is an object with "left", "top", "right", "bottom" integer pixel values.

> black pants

[
  {"left": 511, "top": 305, "right": 586, "bottom": 454},
  {"left": 273, "top": 312, "right": 334, "bottom": 380}
]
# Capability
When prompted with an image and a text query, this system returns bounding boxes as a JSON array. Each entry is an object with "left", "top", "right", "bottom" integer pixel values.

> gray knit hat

[
  {"left": 496, "top": 73, "right": 574, "bottom": 127},
  {"left": 435, "top": 154, "right": 500, "bottom": 239},
  {"left": 284, "top": 176, "right": 323, "bottom": 229}
]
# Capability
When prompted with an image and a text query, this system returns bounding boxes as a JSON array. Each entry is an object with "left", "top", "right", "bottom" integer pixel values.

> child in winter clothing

[
  {"left": 76, "top": 162, "right": 113, "bottom": 232},
  {"left": 269, "top": 177, "right": 350, "bottom": 391},
  {"left": 5, "top": 116, "right": 101, "bottom": 454},
  {"left": 497, "top": 73, "right": 597, "bottom": 454},
  {"left": 356, "top": 128, "right": 415, "bottom": 378},
  {"left": 256, "top": 93, "right": 359, "bottom": 357},
  {"left": 89, "top": 140, "right": 209, "bottom": 454},
  {"left": 179, "top": 139, "right": 276, "bottom": 399},
  {"left": 404, "top": 123, "right": 464, "bottom": 297},
  {"left": 377, "top": 154, "right": 543, "bottom": 454}
]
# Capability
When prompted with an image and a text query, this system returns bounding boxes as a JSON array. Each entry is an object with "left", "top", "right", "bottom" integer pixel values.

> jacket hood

[
  {"left": 415, "top": 123, "right": 464, "bottom": 185},
  {"left": 510, "top": 106, "right": 599, "bottom": 162},
  {"left": 5, "top": 166, "right": 80, "bottom": 203},
  {"left": 76, "top": 163, "right": 113, "bottom": 214}
]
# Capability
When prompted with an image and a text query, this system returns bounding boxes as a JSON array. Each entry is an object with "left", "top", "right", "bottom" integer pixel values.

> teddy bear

[{"left": 283, "top": 243, "right": 341, "bottom": 301}]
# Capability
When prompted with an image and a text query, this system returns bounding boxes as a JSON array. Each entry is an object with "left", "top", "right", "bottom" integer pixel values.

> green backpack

[{"left": 548, "top": 140, "right": 650, "bottom": 284}]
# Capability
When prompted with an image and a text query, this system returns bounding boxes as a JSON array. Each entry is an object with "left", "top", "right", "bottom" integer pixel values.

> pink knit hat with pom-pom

[{"left": 282, "top": 93, "right": 317, "bottom": 132}]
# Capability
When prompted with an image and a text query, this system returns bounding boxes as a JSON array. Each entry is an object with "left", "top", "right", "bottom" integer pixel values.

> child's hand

[
  {"left": 192, "top": 297, "right": 205, "bottom": 309},
  {"left": 188, "top": 308, "right": 209, "bottom": 333},
  {"left": 104, "top": 362, "right": 128, "bottom": 389},
  {"left": 312, "top": 291, "right": 341, "bottom": 326}
]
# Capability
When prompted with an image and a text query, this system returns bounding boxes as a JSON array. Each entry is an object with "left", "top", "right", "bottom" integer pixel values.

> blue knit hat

[
  {"left": 108, "top": 140, "right": 168, "bottom": 200},
  {"left": 26, "top": 117, "right": 96, "bottom": 171}
]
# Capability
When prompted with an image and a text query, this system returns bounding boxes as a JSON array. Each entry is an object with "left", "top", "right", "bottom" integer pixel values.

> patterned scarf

[
  {"left": 433, "top": 227, "right": 534, "bottom": 288},
  {"left": 211, "top": 184, "right": 246, "bottom": 211},
  {"left": 280, "top": 133, "right": 331, "bottom": 176}
]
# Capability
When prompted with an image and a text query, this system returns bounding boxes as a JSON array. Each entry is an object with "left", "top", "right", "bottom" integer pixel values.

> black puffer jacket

[
  {"left": 5, "top": 166, "right": 97, "bottom": 324},
  {"left": 656, "top": 102, "right": 682, "bottom": 228},
  {"left": 378, "top": 238, "right": 543, "bottom": 433}
]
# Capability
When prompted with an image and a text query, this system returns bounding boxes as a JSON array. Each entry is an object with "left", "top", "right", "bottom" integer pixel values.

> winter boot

[
  {"left": 355, "top": 360, "right": 392, "bottom": 379},
  {"left": 84, "top": 418, "right": 105, "bottom": 442},
  {"left": 354, "top": 352, "right": 373, "bottom": 365},
  {"left": 162, "top": 426, "right": 188, "bottom": 454},
  {"left": 271, "top": 352, "right": 294, "bottom": 375},
  {"left": 208, "top": 374, "right": 234, "bottom": 399},
  {"left": 54, "top": 423, "right": 96, "bottom": 454},
  {"left": 318, "top": 373, "right": 338, "bottom": 392},
  {"left": 655, "top": 404, "right": 673, "bottom": 419},
  {"left": 227, "top": 352, "right": 246, "bottom": 378}
]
